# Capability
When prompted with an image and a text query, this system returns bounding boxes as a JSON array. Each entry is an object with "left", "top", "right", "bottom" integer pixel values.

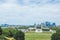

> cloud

[
  {"left": 18, "top": 0, "right": 60, "bottom": 5},
  {"left": 0, "top": 0, "right": 60, "bottom": 25}
]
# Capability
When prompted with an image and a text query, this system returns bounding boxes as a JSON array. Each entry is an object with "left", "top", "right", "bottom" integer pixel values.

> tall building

[
  {"left": 45, "top": 21, "right": 51, "bottom": 27},
  {"left": 51, "top": 22, "right": 56, "bottom": 27}
]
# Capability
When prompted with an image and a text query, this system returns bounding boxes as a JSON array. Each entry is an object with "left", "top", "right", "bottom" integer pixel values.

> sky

[{"left": 0, "top": 0, "right": 60, "bottom": 25}]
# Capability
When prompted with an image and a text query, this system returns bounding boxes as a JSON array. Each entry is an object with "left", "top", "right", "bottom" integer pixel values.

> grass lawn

[{"left": 25, "top": 32, "right": 52, "bottom": 40}]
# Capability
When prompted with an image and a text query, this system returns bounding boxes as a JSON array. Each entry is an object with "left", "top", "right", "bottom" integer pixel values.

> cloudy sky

[{"left": 0, "top": 0, "right": 60, "bottom": 25}]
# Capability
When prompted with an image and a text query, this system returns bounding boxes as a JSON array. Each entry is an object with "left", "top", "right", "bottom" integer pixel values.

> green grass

[{"left": 25, "top": 32, "right": 52, "bottom": 40}]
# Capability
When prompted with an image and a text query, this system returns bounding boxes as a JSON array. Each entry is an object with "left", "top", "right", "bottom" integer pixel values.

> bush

[
  {"left": 51, "top": 29, "right": 60, "bottom": 40},
  {"left": 15, "top": 30, "right": 25, "bottom": 40}
]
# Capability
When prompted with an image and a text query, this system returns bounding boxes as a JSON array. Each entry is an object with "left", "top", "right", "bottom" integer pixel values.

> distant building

[
  {"left": 0, "top": 22, "right": 56, "bottom": 33},
  {"left": 51, "top": 22, "right": 56, "bottom": 27},
  {"left": 41, "top": 21, "right": 56, "bottom": 27},
  {"left": 35, "top": 29, "right": 42, "bottom": 32},
  {"left": 0, "top": 24, "right": 9, "bottom": 27},
  {"left": 45, "top": 21, "right": 51, "bottom": 27},
  {"left": 50, "top": 29, "right": 56, "bottom": 33}
]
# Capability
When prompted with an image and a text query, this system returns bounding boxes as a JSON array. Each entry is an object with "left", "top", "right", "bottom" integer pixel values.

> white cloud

[
  {"left": 0, "top": 0, "right": 60, "bottom": 25},
  {"left": 4, "top": 0, "right": 17, "bottom": 3}
]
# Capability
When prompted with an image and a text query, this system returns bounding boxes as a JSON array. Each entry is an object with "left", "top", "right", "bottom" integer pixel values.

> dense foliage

[
  {"left": 8, "top": 30, "right": 14, "bottom": 37},
  {"left": 0, "top": 27, "right": 25, "bottom": 40},
  {"left": 0, "top": 27, "right": 2, "bottom": 35},
  {"left": 15, "top": 30, "right": 25, "bottom": 40},
  {"left": 51, "top": 28, "right": 60, "bottom": 40}
]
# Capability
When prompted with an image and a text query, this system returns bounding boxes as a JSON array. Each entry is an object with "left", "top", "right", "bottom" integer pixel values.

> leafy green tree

[
  {"left": 56, "top": 28, "right": 60, "bottom": 33},
  {"left": 8, "top": 30, "right": 13, "bottom": 37},
  {"left": 3, "top": 28, "right": 17, "bottom": 37},
  {"left": 0, "top": 27, "right": 2, "bottom": 35},
  {"left": 51, "top": 33, "right": 60, "bottom": 40},
  {"left": 50, "top": 27, "right": 57, "bottom": 30},
  {"left": 15, "top": 30, "right": 25, "bottom": 40},
  {"left": 0, "top": 26, "right": 5, "bottom": 40},
  {"left": 51, "top": 28, "right": 60, "bottom": 40},
  {"left": 4, "top": 30, "right": 15, "bottom": 40}
]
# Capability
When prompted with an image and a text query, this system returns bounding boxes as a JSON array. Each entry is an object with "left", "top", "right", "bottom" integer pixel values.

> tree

[
  {"left": 8, "top": 30, "right": 13, "bottom": 37},
  {"left": 51, "top": 28, "right": 60, "bottom": 40},
  {"left": 15, "top": 30, "right": 25, "bottom": 40},
  {"left": 0, "top": 26, "right": 5, "bottom": 40},
  {"left": 0, "top": 27, "right": 2, "bottom": 35},
  {"left": 51, "top": 33, "right": 60, "bottom": 40},
  {"left": 4, "top": 30, "right": 15, "bottom": 40},
  {"left": 50, "top": 27, "right": 57, "bottom": 30},
  {"left": 56, "top": 28, "right": 60, "bottom": 33}
]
